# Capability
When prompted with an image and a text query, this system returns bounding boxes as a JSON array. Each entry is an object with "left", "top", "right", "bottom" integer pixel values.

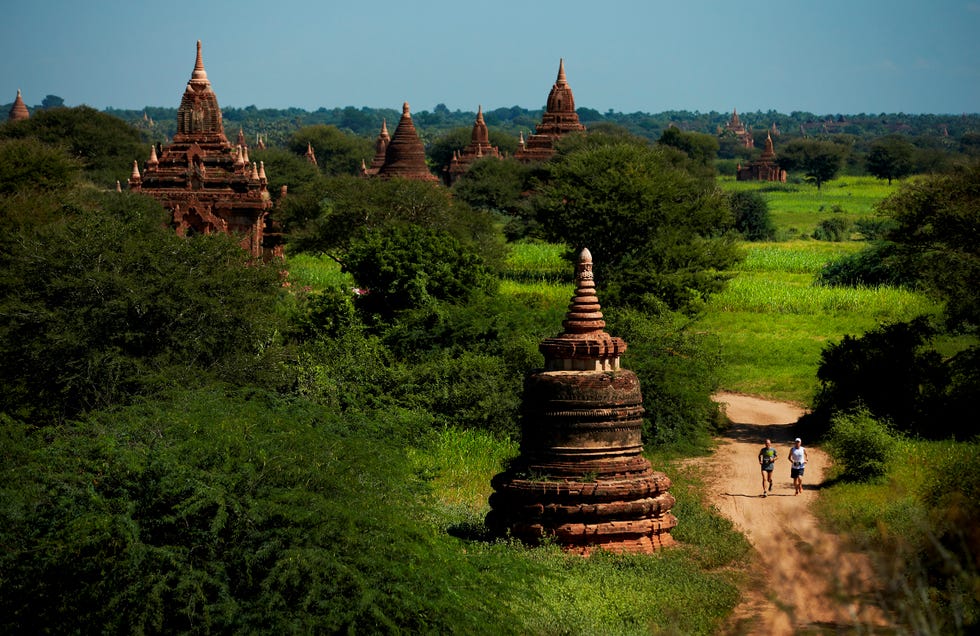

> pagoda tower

[
  {"left": 128, "top": 41, "right": 276, "bottom": 258},
  {"left": 444, "top": 105, "right": 501, "bottom": 185},
  {"left": 487, "top": 248, "right": 677, "bottom": 555},
  {"left": 736, "top": 131, "right": 786, "bottom": 182},
  {"left": 514, "top": 59, "right": 586, "bottom": 162},
  {"left": 7, "top": 89, "right": 29, "bottom": 121},
  {"left": 375, "top": 103, "right": 439, "bottom": 182},
  {"left": 362, "top": 118, "right": 390, "bottom": 176}
]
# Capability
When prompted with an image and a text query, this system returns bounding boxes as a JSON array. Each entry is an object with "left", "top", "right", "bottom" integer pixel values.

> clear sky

[{"left": 2, "top": 0, "right": 978, "bottom": 115}]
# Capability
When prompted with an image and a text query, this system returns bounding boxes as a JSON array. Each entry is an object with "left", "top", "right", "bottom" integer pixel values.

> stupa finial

[{"left": 192, "top": 40, "right": 208, "bottom": 82}]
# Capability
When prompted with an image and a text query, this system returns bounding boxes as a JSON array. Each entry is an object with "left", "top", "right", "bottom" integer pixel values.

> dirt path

[{"left": 708, "top": 392, "right": 890, "bottom": 635}]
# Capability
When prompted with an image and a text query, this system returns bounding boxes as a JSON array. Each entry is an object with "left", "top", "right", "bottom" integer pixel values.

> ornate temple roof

[
  {"left": 376, "top": 102, "right": 438, "bottom": 182},
  {"left": 8, "top": 89, "right": 29, "bottom": 121},
  {"left": 444, "top": 105, "right": 502, "bottom": 184},
  {"left": 129, "top": 41, "right": 275, "bottom": 258},
  {"left": 515, "top": 59, "right": 586, "bottom": 162}
]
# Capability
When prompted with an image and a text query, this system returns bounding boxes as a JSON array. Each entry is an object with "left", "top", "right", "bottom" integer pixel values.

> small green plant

[{"left": 824, "top": 409, "right": 898, "bottom": 481}]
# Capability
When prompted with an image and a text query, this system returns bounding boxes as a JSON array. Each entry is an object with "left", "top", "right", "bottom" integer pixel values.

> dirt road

[{"left": 708, "top": 392, "right": 890, "bottom": 635}]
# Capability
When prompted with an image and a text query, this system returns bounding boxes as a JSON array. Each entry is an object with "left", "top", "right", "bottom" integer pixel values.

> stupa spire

[
  {"left": 8, "top": 88, "right": 29, "bottom": 121},
  {"left": 556, "top": 58, "right": 567, "bottom": 85},
  {"left": 192, "top": 40, "right": 208, "bottom": 82}
]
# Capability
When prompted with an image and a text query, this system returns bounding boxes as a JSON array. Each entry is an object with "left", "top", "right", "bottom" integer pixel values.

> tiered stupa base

[{"left": 487, "top": 468, "right": 677, "bottom": 555}]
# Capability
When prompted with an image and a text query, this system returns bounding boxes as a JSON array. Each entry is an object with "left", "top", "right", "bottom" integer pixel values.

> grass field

[
  {"left": 694, "top": 240, "right": 940, "bottom": 403},
  {"left": 718, "top": 175, "right": 902, "bottom": 238}
]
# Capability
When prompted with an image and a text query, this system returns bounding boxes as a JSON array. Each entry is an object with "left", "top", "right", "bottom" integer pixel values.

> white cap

[{"left": 794, "top": 437, "right": 802, "bottom": 443}]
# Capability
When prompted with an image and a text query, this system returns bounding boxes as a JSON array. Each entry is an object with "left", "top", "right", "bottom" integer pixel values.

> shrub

[
  {"left": 728, "top": 190, "right": 776, "bottom": 241},
  {"left": 811, "top": 216, "right": 852, "bottom": 241},
  {"left": 816, "top": 240, "right": 917, "bottom": 288},
  {"left": 824, "top": 409, "right": 898, "bottom": 481}
]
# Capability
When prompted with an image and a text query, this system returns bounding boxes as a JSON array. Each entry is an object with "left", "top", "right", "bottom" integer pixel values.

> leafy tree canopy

[
  {"left": 0, "top": 105, "right": 145, "bottom": 187},
  {"left": 286, "top": 124, "right": 374, "bottom": 177},
  {"left": 531, "top": 140, "right": 739, "bottom": 312},
  {"left": 866, "top": 134, "right": 915, "bottom": 184},
  {"left": 778, "top": 138, "right": 848, "bottom": 189}
]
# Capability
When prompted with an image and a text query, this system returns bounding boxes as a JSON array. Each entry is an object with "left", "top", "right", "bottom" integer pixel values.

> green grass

[
  {"left": 695, "top": 241, "right": 942, "bottom": 403},
  {"left": 284, "top": 252, "right": 354, "bottom": 289},
  {"left": 719, "top": 175, "right": 902, "bottom": 238},
  {"left": 503, "top": 240, "right": 571, "bottom": 282}
]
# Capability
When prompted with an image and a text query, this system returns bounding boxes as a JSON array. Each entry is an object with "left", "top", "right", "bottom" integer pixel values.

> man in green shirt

[{"left": 758, "top": 439, "right": 777, "bottom": 497}]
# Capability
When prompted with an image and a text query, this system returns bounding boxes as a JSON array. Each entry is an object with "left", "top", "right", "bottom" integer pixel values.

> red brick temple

[
  {"left": 128, "top": 41, "right": 276, "bottom": 258},
  {"left": 7, "top": 89, "right": 29, "bottom": 121},
  {"left": 487, "top": 248, "right": 677, "bottom": 555},
  {"left": 723, "top": 107, "right": 755, "bottom": 149},
  {"left": 444, "top": 105, "right": 501, "bottom": 185},
  {"left": 361, "top": 119, "right": 390, "bottom": 176},
  {"left": 370, "top": 103, "right": 438, "bottom": 182},
  {"left": 737, "top": 131, "right": 786, "bottom": 182},
  {"left": 514, "top": 59, "right": 586, "bottom": 162}
]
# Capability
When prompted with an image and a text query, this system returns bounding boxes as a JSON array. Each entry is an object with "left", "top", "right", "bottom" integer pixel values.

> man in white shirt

[{"left": 788, "top": 437, "right": 808, "bottom": 495}]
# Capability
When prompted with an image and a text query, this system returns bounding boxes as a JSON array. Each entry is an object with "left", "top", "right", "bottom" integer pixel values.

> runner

[
  {"left": 758, "top": 439, "right": 777, "bottom": 496},
  {"left": 788, "top": 437, "right": 808, "bottom": 495}
]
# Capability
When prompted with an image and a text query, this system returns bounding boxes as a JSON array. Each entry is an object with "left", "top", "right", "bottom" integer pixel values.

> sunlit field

[{"left": 718, "top": 175, "right": 903, "bottom": 238}]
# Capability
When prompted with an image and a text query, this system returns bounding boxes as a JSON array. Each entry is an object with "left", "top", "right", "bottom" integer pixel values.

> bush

[
  {"left": 824, "top": 409, "right": 898, "bottom": 481},
  {"left": 728, "top": 190, "right": 776, "bottom": 241},
  {"left": 811, "top": 216, "right": 852, "bottom": 241},
  {"left": 816, "top": 240, "right": 917, "bottom": 288}
]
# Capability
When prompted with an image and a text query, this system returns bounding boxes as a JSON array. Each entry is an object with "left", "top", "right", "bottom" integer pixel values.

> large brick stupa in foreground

[{"left": 486, "top": 248, "right": 677, "bottom": 554}]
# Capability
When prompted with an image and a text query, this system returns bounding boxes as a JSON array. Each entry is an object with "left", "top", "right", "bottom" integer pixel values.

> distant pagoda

[
  {"left": 361, "top": 118, "right": 390, "bottom": 176},
  {"left": 7, "top": 89, "right": 29, "bottom": 121},
  {"left": 372, "top": 102, "right": 439, "bottom": 182},
  {"left": 444, "top": 105, "right": 501, "bottom": 185},
  {"left": 737, "top": 131, "right": 786, "bottom": 182},
  {"left": 128, "top": 41, "right": 277, "bottom": 258},
  {"left": 514, "top": 59, "right": 586, "bottom": 162},
  {"left": 487, "top": 248, "right": 677, "bottom": 554}
]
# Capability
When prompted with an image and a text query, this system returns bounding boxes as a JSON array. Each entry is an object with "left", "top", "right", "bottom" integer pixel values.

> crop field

[
  {"left": 695, "top": 240, "right": 941, "bottom": 402},
  {"left": 718, "top": 175, "right": 902, "bottom": 238}
]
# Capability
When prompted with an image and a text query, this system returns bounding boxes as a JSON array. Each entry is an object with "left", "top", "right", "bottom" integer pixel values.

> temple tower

[
  {"left": 444, "top": 105, "right": 501, "bottom": 185},
  {"left": 487, "top": 248, "right": 677, "bottom": 554},
  {"left": 375, "top": 103, "right": 439, "bottom": 182},
  {"left": 362, "top": 118, "right": 390, "bottom": 176},
  {"left": 736, "top": 131, "right": 786, "bottom": 182},
  {"left": 514, "top": 59, "right": 586, "bottom": 162},
  {"left": 128, "top": 41, "right": 277, "bottom": 258},
  {"left": 7, "top": 89, "right": 29, "bottom": 121}
]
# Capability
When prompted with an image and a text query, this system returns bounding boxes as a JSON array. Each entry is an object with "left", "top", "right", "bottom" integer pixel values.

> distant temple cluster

[{"left": 723, "top": 108, "right": 787, "bottom": 182}]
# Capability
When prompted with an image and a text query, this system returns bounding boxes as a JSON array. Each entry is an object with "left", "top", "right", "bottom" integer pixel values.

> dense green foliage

[
  {"left": 727, "top": 190, "right": 776, "bottom": 240},
  {"left": 823, "top": 409, "right": 898, "bottom": 481},
  {"left": 532, "top": 139, "right": 740, "bottom": 312},
  {"left": 0, "top": 105, "right": 146, "bottom": 187},
  {"left": 866, "top": 134, "right": 915, "bottom": 184},
  {"left": 286, "top": 124, "right": 374, "bottom": 176},
  {"left": 778, "top": 138, "right": 848, "bottom": 190},
  {"left": 0, "top": 189, "right": 284, "bottom": 423}
]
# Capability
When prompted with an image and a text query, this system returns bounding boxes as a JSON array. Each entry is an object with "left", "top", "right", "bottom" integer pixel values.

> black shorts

[
  {"left": 791, "top": 466, "right": 805, "bottom": 479},
  {"left": 761, "top": 463, "right": 774, "bottom": 472}
]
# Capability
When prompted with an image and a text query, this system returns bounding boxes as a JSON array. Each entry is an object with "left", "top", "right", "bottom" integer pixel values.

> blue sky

[{"left": 3, "top": 0, "right": 979, "bottom": 115}]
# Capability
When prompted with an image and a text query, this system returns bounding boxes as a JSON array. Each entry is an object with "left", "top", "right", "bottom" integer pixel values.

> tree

[
  {"left": 0, "top": 188, "right": 284, "bottom": 422},
  {"left": 657, "top": 127, "right": 719, "bottom": 175},
  {"left": 40, "top": 94, "right": 64, "bottom": 109},
  {"left": 343, "top": 224, "right": 496, "bottom": 320},
  {"left": 779, "top": 139, "right": 847, "bottom": 189},
  {"left": 287, "top": 124, "right": 373, "bottom": 177},
  {"left": 728, "top": 190, "right": 775, "bottom": 241},
  {"left": 0, "top": 105, "right": 145, "bottom": 187},
  {"left": 866, "top": 135, "right": 915, "bottom": 184},
  {"left": 880, "top": 162, "right": 980, "bottom": 330},
  {"left": 531, "top": 140, "right": 740, "bottom": 312}
]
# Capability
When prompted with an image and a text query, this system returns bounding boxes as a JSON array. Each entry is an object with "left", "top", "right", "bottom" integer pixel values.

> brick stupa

[
  {"left": 375, "top": 102, "right": 438, "bottom": 182},
  {"left": 362, "top": 119, "right": 390, "bottom": 176},
  {"left": 514, "top": 59, "right": 586, "bottom": 162},
  {"left": 444, "top": 105, "right": 501, "bottom": 185},
  {"left": 487, "top": 248, "right": 677, "bottom": 554},
  {"left": 128, "top": 41, "right": 275, "bottom": 258},
  {"left": 7, "top": 89, "right": 29, "bottom": 121}
]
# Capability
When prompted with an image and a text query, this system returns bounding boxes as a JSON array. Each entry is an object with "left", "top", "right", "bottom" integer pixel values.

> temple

[
  {"left": 487, "top": 248, "right": 677, "bottom": 554},
  {"left": 514, "top": 59, "right": 586, "bottom": 162},
  {"left": 7, "top": 89, "right": 29, "bottom": 121},
  {"left": 723, "top": 108, "right": 755, "bottom": 149},
  {"left": 361, "top": 118, "right": 390, "bottom": 176},
  {"left": 736, "top": 131, "right": 786, "bottom": 182},
  {"left": 128, "top": 41, "right": 278, "bottom": 258},
  {"left": 370, "top": 103, "right": 439, "bottom": 182},
  {"left": 444, "top": 105, "right": 501, "bottom": 185}
]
